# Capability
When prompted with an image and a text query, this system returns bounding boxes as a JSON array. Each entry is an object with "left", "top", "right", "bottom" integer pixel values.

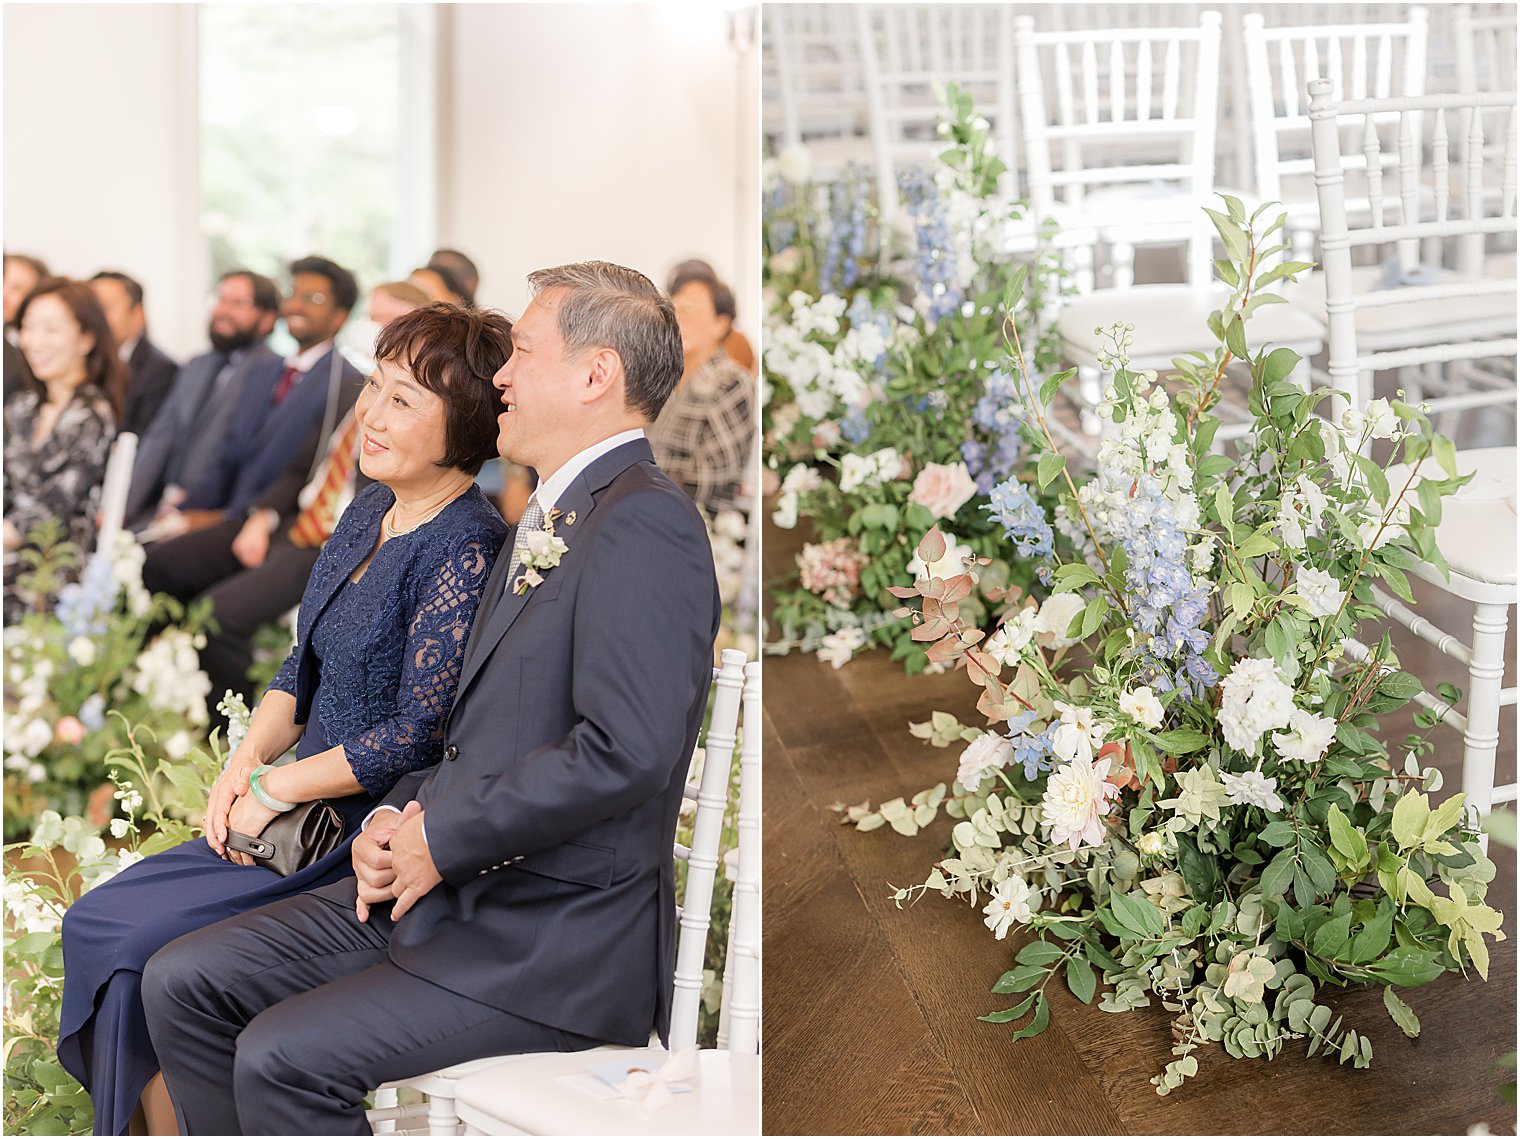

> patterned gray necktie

[{"left": 506, "top": 495, "right": 545, "bottom": 593}]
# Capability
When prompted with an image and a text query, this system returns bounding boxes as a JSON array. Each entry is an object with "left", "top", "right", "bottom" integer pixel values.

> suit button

[{"left": 444, "top": 744, "right": 458, "bottom": 761}]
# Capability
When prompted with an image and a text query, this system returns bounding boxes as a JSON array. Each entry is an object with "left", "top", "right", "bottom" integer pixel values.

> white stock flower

[
  {"left": 1296, "top": 566, "right": 1347, "bottom": 620},
  {"left": 957, "top": 731, "right": 1015, "bottom": 791},
  {"left": 1050, "top": 701, "right": 1108, "bottom": 765},
  {"left": 1364, "top": 398, "right": 1397, "bottom": 439},
  {"left": 1271, "top": 707, "right": 1338, "bottom": 763},
  {"left": 983, "top": 608, "right": 1037, "bottom": 667},
  {"left": 15, "top": 718, "right": 52, "bottom": 758},
  {"left": 1033, "top": 592, "right": 1085, "bottom": 650},
  {"left": 838, "top": 453, "right": 875, "bottom": 494},
  {"left": 1041, "top": 755, "right": 1120, "bottom": 850},
  {"left": 815, "top": 627, "right": 869, "bottom": 670},
  {"left": 982, "top": 875, "right": 1034, "bottom": 939},
  {"left": 1219, "top": 769, "right": 1284, "bottom": 813},
  {"left": 781, "top": 464, "right": 825, "bottom": 495},
  {"left": 109, "top": 818, "right": 131, "bottom": 839},
  {"left": 1119, "top": 686, "right": 1165, "bottom": 730},
  {"left": 1218, "top": 658, "right": 1295, "bottom": 755},
  {"left": 67, "top": 636, "right": 97, "bottom": 666}
]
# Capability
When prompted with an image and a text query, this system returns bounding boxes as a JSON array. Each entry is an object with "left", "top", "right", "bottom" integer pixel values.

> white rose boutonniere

[{"left": 513, "top": 509, "right": 571, "bottom": 595}]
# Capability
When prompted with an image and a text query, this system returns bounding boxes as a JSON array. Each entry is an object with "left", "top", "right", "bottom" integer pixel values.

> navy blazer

[
  {"left": 313, "top": 438, "right": 721, "bottom": 1047},
  {"left": 181, "top": 346, "right": 362, "bottom": 517},
  {"left": 120, "top": 336, "right": 180, "bottom": 437},
  {"left": 125, "top": 342, "right": 279, "bottom": 524}
]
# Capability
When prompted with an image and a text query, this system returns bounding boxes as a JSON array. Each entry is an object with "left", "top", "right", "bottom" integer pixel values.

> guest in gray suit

[
  {"left": 125, "top": 270, "right": 280, "bottom": 528},
  {"left": 141, "top": 261, "right": 720, "bottom": 1134}
]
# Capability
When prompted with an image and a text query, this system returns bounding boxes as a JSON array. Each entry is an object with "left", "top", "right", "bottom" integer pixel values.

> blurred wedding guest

[
  {"left": 427, "top": 247, "right": 480, "bottom": 299},
  {"left": 90, "top": 271, "right": 179, "bottom": 436},
  {"left": 368, "top": 280, "right": 431, "bottom": 326},
  {"left": 167, "top": 288, "right": 429, "bottom": 713},
  {"left": 651, "top": 270, "right": 756, "bottom": 514},
  {"left": 3, "top": 279, "right": 125, "bottom": 621},
  {"left": 125, "top": 270, "right": 282, "bottom": 528},
  {"left": 667, "top": 258, "right": 755, "bottom": 372},
  {"left": 142, "top": 255, "right": 363, "bottom": 547},
  {"left": 409, "top": 262, "right": 473, "bottom": 306},
  {"left": 4, "top": 252, "right": 50, "bottom": 403},
  {"left": 58, "top": 303, "right": 513, "bottom": 1136}
]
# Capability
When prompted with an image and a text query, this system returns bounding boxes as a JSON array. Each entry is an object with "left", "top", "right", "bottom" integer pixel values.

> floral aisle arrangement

[
  {"left": 842, "top": 201, "right": 1505, "bottom": 1092},
  {"left": 3, "top": 698, "right": 235, "bottom": 1135},
  {"left": 764, "top": 85, "right": 1069, "bottom": 673},
  {"left": 707, "top": 507, "right": 759, "bottom": 663},
  {"left": 3, "top": 527, "right": 214, "bottom": 839}
]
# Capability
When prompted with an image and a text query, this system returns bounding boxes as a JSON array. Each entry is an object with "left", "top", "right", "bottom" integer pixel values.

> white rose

[
  {"left": 1033, "top": 592, "right": 1085, "bottom": 649},
  {"left": 906, "top": 532, "right": 973, "bottom": 580},
  {"left": 838, "top": 453, "right": 874, "bottom": 494},
  {"left": 958, "top": 731, "right": 1015, "bottom": 791}
]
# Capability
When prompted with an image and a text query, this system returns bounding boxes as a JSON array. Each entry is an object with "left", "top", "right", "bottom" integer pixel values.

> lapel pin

[{"left": 565, "top": 511, "right": 577, "bottom": 526}]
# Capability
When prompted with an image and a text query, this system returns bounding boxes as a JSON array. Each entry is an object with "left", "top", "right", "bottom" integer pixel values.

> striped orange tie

[{"left": 289, "top": 415, "right": 361, "bottom": 548}]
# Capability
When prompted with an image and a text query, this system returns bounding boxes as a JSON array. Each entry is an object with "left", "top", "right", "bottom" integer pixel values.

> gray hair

[{"left": 526, "top": 261, "right": 683, "bottom": 420}]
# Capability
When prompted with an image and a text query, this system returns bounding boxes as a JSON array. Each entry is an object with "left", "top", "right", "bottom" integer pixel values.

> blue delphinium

[
  {"left": 764, "top": 178, "right": 798, "bottom": 252},
  {"left": 986, "top": 479, "right": 1054, "bottom": 585},
  {"left": 821, "top": 167, "right": 872, "bottom": 294},
  {"left": 965, "top": 370, "right": 1024, "bottom": 493},
  {"left": 897, "top": 165, "right": 962, "bottom": 326},
  {"left": 840, "top": 406, "right": 871, "bottom": 445},
  {"left": 1007, "top": 710, "right": 1056, "bottom": 781},
  {"left": 54, "top": 552, "right": 117, "bottom": 640},
  {"left": 845, "top": 294, "right": 893, "bottom": 374},
  {"left": 1119, "top": 477, "right": 1217, "bottom": 698}
]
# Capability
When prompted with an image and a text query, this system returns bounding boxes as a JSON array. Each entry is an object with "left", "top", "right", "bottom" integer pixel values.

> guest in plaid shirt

[{"left": 652, "top": 269, "right": 756, "bottom": 515}]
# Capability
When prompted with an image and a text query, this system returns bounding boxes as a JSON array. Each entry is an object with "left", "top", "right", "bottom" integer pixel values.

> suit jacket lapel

[{"left": 452, "top": 438, "right": 654, "bottom": 701}]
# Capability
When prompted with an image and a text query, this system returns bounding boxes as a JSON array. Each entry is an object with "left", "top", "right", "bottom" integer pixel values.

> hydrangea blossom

[
  {"left": 982, "top": 875, "right": 1034, "bottom": 939},
  {"left": 797, "top": 538, "right": 869, "bottom": 607},
  {"left": 1218, "top": 658, "right": 1295, "bottom": 754}
]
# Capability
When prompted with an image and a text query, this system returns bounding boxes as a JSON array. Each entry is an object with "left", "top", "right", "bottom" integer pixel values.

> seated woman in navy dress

[{"left": 58, "top": 303, "right": 514, "bottom": 1135}]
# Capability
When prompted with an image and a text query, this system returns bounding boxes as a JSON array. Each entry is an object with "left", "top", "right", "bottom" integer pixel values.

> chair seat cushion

[
  {"left": 1387, "top": 446, "right": 1517, "bottom": 593},
  {"left": 1282, "top": 266, "right": 1517, "bottom": 350},
  {"left": 1056, "top": 283, "right": 1325, "bottom": 367},
  {"left": 454, "top": 1047, "right": 759, "bottom": 1136}
]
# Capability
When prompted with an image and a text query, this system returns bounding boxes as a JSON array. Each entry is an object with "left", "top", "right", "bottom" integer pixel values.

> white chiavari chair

[
  {"left": 366, "top": 651, "right": 750, "bottom": 1136},
  {"left": 766, "top": 4, "right": 872, "bottom": 177},
  {"left": 1243, "top": 8, "right": 1430, "bottom": 267},
  {"left": 854, "top": 3, "right": 1016, "bottom": 224},
  {"left": 449, "top": 658, "right": 761, "bottom": 1136},
  {"left": 1305, "top": 77, "right": 1518, "bottom": 838}
]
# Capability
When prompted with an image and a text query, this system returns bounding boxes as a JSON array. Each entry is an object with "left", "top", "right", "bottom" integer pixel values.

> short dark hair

[
  {"left": 428, "top": 248, "right": 480, "bottom": 293},
  {"left": 90, "top": 270, "right": 144, "bottom": 308},
  {"left": 671, "top": 273, "right": 736, "bottom": 324},
  {"left": 525, "top": 261, "right": 683, "bottom": 421},
  {"left": 666, "top": 258, "right": 716, "bottom": 294},
  {"left": 422, "top": 261, "right": 474, "bottom": 306},
  {"left": 373, "top": 303, "right": 512, "bottom": 476},
  {"left": 289, "top": 255, "right": 359, "bottom": 314},
  {"left": 221, "top": 268, "right": 281, "bottom": 315},
  {"left": 16, "top": 278, "right": 128, "bottom": 419}
]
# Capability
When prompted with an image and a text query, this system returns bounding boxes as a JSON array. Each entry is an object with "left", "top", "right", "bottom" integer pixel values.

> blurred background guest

[
  {"left": 408, "top": 262, "right": 472, "bottom": 307},
  {"left": 427, "top": 247, "right": 480, "bottom": 301},
  {"left": 667, "top": 258, "right": 755, "bottom": 373},
  {"left": 3, "top": 279, "right": 125, "bottom": 619},
  {"left": 652, "top": 269, "right": 756, "bottom": 515},
  {"left": 4, "top": 251, "right": 50, "bottom": 403},
  {"left": 126, "top": 269, "right": 282, "bottom": 528},
  {"left": 367, "top": 280, "right": 431, "bottom": 327},
  {"left": 90, "top": 270, "right": 180, "bottom": 436}
]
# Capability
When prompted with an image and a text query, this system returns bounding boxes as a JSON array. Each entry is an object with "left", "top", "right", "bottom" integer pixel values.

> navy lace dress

[{"left": 57, "top": 482, "right": 507, "bottom": 1135}]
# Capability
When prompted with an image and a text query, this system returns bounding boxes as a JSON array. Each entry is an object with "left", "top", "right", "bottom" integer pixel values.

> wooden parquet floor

[{"left": 762, "top": 518, "right": 1517, "bottom": 1136}]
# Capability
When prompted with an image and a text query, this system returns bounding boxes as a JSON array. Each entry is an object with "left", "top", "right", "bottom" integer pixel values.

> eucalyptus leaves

[{"left": 843, "top": 200, "right": 1505, "bottom": 1092}]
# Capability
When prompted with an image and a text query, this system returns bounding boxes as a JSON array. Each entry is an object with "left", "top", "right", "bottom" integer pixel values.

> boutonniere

[{"left": 512, "top": 507, "right": 571, "bottom": 594}]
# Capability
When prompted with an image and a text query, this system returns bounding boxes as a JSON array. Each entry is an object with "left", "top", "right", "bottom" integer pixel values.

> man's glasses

[{"left": 288, "top": 290, "right": 330, "bottom": 306}]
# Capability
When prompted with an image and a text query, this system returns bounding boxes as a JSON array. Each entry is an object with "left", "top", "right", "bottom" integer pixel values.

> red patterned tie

[
  {"left": 273, "top": 364, "right": 301, "bottom": 405},
  {"left": 289, "top": 415, "right": 361, "bottom": 548}
]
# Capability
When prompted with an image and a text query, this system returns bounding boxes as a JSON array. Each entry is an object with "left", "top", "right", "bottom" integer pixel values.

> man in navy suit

[
  {"left": 142, "top": 256, "right": 363, "bottom": 604},
  {"left": 142, "top": 262, "right": 721, "bottom": 1133},
  {"left": 89, "top": 271, "right": 181, "bottom": 437},
  {"left": 125, "top": 269, "right": 282, "bottom": 528}
]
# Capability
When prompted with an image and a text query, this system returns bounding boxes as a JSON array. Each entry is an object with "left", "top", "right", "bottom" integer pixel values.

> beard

[{"left": 208, "top": 323, "right": 264, "bottom": 354}]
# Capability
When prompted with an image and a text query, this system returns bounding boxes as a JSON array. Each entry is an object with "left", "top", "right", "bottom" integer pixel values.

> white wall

[
  {"left": 3, "top": 3, "right": 759, "bottom": 361},
  {"left": 3, "top": 4, "right": 205, "bottom": 359},
  {"left": 438, "top": 4, "right": 760, "bottom": 336}
]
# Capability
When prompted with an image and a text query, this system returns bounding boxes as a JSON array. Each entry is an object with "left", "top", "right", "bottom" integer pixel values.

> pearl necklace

[{"left": 383, "top": 497, "right": 452, "bottom": 539}]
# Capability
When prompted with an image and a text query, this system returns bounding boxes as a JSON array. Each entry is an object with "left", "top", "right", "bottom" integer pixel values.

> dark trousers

[
  {"left": 142, "top": 520, "right": 320, "bottom": 712},
  {"left": 141, "top": 891, "right": 596, "bottom": 1135}
]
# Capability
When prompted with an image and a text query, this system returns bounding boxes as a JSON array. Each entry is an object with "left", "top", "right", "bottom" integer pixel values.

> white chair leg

[
  {"left": 1076, "top": 364, "right": 1105, "bottom": 436},
  {"left": 372, "top": 1087, "right": 399, "bottom": 1134},
  {"left": 428, "top": 1092, "right": 462, "bottom": 1136},
  {"left": 1111, "top": 239, "right": 1135, "bottom": 289},
  {"left": 1463, "top": 600, "right": 1510, "bottom": 845}
]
